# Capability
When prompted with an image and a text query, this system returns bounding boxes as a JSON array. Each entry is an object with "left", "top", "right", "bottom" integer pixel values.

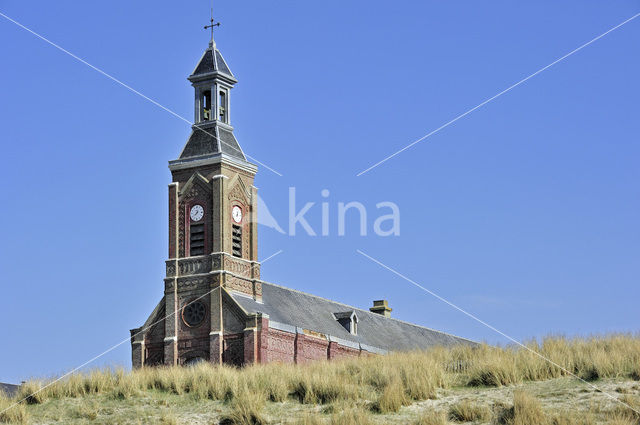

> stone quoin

[{"left": 130, "top": 34, "right": 474, "bottom": 368}]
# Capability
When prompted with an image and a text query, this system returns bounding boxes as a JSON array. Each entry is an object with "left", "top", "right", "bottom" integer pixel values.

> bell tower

[{"left": 159, "top": 35, "right": 262, "bottom": 366}]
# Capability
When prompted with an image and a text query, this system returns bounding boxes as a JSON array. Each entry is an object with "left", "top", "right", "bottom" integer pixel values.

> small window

[
  {"left": 218, "top": 90, "right": 227, "bottom": 123},
  {"left": 202, "top": 90, "right": 212, "bottom": 121},
  {"left": 231, "top": 224, "right": 242, "bottom": 257},
  {"left": 190, "top": 223, "right": 205, "bottom": 256}
]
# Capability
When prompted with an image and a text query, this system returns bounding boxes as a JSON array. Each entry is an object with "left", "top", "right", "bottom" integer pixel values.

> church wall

[
  {"left": 263, "top": 328, "right": 296, "bottom": 364},
  {"left": 296, "top": 334, "right": 330, "bottom": 364},
  {"left": 143, "top": 303, "right": 166, "bottom": 366},
  {"left": 328, "top": 341, "right": 360, "bottom": 359},
  {"left": 256, "top": 320, "right": 370, "bottom": 365},
  {"left": 222, "top": 333, "right": 244, "bottom": 366},
  {"left": 176, "top": 279, "right": 212, "bottom": 364}
]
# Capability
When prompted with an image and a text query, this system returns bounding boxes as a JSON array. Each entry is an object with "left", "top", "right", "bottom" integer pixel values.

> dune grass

[
  {"left": 448, "top": 400, "right": 492, "bottom": 422},
  {"left": 3, "top": 334, "right": 640, "bottom": 424}
]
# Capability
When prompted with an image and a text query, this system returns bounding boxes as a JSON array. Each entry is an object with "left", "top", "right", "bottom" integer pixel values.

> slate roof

[
  {"left": 191, "top": 45, "right": 235, "bottom": 79},
  {"left": 0, "top": 382, "right": 19, "bottom": 398},
  {"left": 231, "top": 282, "right": 475, "bottom": 353},
  {"left": 179, "top": 123, "right": 246, "bottom": 161}
]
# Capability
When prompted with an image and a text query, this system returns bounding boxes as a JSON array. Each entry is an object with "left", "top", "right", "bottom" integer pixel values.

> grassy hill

[{"left": 2, "top": 335, "right": 640, "bottom": 424}]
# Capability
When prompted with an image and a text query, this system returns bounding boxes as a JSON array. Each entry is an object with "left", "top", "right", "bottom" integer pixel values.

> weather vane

[{"left": 204, "top": 7, "right": 220, "bottom": 46}]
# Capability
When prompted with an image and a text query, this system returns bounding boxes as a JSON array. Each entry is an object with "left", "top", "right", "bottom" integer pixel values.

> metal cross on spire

[{"left": 204, "top": 7, "right": 220, "bottom": 47}]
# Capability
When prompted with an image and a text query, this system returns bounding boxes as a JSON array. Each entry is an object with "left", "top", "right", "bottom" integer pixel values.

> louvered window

[
  {"left": 232, "top": 224, "right": 242, "bottom": 258},
  {"left": 190, "top": 223, "right": 205, "bottom": 256}
]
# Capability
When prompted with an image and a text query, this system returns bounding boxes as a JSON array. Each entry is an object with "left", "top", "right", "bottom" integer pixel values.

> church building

[{"left": 130, "top": 35, "right": 473, "bottom": 368}]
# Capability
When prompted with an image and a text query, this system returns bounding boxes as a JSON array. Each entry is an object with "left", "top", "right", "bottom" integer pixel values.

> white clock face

[
  {"left": 232, "top": 206, "right": 243, "bottom": 223},
  {"left": 190, "top": 204, "right": 204, "bottom": 222}
]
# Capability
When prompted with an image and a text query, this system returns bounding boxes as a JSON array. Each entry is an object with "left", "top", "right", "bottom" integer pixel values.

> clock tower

[{"left": 131, "top": 37, "right": 262, "bottom": 367}]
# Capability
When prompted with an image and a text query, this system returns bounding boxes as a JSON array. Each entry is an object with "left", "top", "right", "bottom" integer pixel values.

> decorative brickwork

[
  {"left": 297, "top": 334, "right": 330, "bottom": 364},
  {"left": 265, "top": 329, "right": 296, "bottom": 364},
  {"left": 328, "top": 341, "right": 360, "bottom": 359}
]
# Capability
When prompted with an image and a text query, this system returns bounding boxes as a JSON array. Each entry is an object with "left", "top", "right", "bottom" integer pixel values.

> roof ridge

[{"left": 260, "top": 281, "right": 477, "bottom": 344}]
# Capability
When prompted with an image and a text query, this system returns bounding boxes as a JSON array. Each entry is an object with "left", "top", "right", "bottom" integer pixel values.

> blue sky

[{"left": 1, "top": 1, "right": 639, "bottom": 383}]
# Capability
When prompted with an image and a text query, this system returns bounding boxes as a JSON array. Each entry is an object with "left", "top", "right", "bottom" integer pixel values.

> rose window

[{"left": 182, "top": 301, "right": 206, "bottom": 327}]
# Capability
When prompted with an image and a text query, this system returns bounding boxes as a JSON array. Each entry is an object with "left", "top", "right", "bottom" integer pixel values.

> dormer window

[
  {"left": 334, "top": 311, "right": 358, "bottom": 335},
  {"left": 218, "top": 90, "right": 228, "bottom": 123}
]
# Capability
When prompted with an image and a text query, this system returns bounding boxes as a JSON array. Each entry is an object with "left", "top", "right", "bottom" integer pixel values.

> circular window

[{"left": 182, "top": 301, "right": 206, "bottom": 327}]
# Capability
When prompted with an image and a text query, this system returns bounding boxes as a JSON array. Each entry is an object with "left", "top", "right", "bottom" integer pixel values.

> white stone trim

[
  {"left": 269, "top": 320, "right": 297, "bottom": 334},
  {"left": 164, "top": 336, "right": 177, "bottom": 342},
  {"left": 168, "top": 152, "right": 257, "bottom": 174},
  {"left": 328, "top": 335, "right": 360, "bottom": 350},
  {"left": 360, "top": 343, "right": 387, "bottom": 355}
]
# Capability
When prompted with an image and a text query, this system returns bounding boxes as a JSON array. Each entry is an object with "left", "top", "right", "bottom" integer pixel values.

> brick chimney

[{"left": 369, "top": 300, "right": 392, "bottom": 317}]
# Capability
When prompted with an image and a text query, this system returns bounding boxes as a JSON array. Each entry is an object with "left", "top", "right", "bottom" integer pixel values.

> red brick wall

[
  {"left": 328, "top": 342, "right": 360, "bottom": 359},
  {"left": 202, "top": 320, "right": 372, "bottom": 366},
  {"left": 297, "top": 334, "right": 329, "bottom": 363},
  {"left": 264, "top": 329, "right": 296, "bottom": 364}
]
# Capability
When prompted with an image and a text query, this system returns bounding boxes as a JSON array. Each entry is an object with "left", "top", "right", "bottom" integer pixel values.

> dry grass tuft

[
  {"left": 159, "top": 411, "right": 179, "bottom": 425},
  {"left": 606, "top": 417, "right": 636, "bottom": 425},
  {"left": 219, "top": 387, "right": 268, "bottom": 425},
  {"left": 0, "top": 395, "right": 28, "bottom": 425},
  {"left": 372, "top": 378, "right": 406, "bottom": 413},
  {"left": 548, "top": 411, "right": 597, "bottom": 425},
  {"left": 448, "top": 399, "right": 492, "bottom": 422},
  {"left": 604, "top": 394, "right": 640, "bottom": 424},
  {"left": 69, "top": 400, "right": 98, "bottom": 420},
  {"left": 16, "top": 381, "right": 45, "bottom": 405},
  {"left": 413, "top": 410, "right": 449, "bottom": 425},
  {"left": 329, "top": 408, "right": 374, "bottom": 425},
  {"left": 497, "top": 391, "right": 548, "bottom": 425}
]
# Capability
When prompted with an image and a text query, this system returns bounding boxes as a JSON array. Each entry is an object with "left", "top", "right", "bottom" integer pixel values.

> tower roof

[
  {"left": 189, "top": 42, "right": 236, "bottom": 82},
  {"left": 178, "top": 122, "right": 246, "bottom": 161}
]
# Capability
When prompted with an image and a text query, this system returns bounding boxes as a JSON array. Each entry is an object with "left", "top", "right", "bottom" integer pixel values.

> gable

[
  {"left": 221, "top": 288, "right": 247, "bottom": 335},
  {"left": 226, "top": 174, "right": 250, "bottom": 205},
  {"left": 179, "top": 172, "right": 210, "bottom": 200}
]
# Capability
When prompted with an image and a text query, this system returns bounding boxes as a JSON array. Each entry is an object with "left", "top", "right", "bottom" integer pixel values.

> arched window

[{"left": 184, "top": 357, "right": 205, "bottom": 366}]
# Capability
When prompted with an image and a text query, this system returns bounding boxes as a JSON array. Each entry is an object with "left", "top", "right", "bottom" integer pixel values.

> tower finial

[{"left": 204, "top": 5, "right": 220, "bottom": 48}]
